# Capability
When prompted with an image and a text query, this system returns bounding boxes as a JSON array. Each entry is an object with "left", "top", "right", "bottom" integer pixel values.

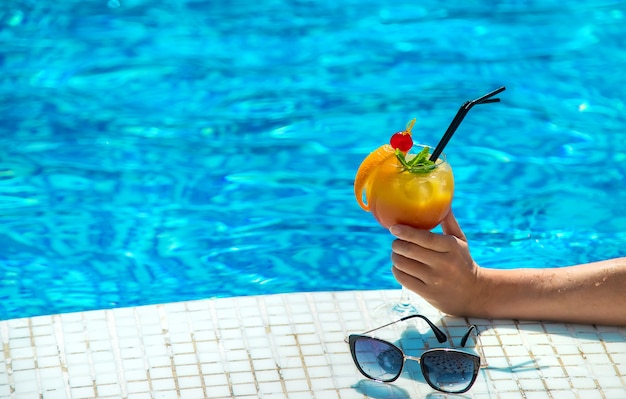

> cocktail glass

[
  {"left": 356, "top": 140, "right": 454, "bottom": 320},
  {"left": 366, "top": 145, "right": 454, "bottom": 231}
]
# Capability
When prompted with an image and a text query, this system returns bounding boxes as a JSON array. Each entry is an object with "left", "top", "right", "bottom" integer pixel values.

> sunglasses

[{"left": 346, "top": 314, "right": 487, "bottom": 394}]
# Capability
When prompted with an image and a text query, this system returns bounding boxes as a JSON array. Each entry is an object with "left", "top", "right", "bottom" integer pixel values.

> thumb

[{"left": 441, "top": 209, "right": 467, "bottom": 242}]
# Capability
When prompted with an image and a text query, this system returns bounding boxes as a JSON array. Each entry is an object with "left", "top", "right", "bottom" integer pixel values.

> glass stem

[{"left": 399, "top": 287, "right": 412, "bottom": 307}]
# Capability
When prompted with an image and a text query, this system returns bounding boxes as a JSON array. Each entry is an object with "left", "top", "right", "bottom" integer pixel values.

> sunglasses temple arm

[
  {"left": 461, "top": 325, "right": 489, "bottom": 368},
  {"left": 358, "top": 317, "right": 407, "bottom": 337},
  {"left": 359, "top": 314, "right": 447, "bottom": 343}
]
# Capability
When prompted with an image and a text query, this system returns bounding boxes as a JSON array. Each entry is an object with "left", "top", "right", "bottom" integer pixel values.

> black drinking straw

[{"left": 429, "top": 86, "right": 506, "bottom": 162}]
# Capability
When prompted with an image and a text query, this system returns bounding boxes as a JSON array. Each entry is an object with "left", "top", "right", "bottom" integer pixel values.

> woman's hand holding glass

[{"left": 390, "top": 211, "right": 483, "bottom": 318}]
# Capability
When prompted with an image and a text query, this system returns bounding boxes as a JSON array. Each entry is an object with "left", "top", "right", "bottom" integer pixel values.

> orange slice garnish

[{"left": 354, "top": 144, "right": 396, "bottom": 211}]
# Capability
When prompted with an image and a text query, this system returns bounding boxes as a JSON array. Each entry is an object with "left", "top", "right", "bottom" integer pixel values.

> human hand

[{"left": 390, "top": 211, "right": 483, "bottom": 317}]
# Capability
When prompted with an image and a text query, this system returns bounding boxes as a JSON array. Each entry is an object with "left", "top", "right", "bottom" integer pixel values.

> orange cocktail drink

[
  {"left": 366, "top": 146, "right": 453, "bottom": 229},
  {"left": 354, "top": 120, "right": 454, "bottom": 230}
]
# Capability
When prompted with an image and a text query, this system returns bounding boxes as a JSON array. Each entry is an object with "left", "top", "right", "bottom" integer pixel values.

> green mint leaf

[
  {"left": 395, "top": 146, "right": 437, "bottom": 174},
  {"left": 408, "top": 146, "right": 431, "bottom": 167},
  {"left": 394, "top": 148, "right": 411, "bottom": 169}
]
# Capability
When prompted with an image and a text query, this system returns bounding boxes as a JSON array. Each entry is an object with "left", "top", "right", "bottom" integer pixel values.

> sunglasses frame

[{"left": 345, "top": 315, "right": 488, "bottom": 394}]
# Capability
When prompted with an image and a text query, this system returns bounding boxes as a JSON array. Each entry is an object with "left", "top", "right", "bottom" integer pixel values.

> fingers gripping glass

[{"left": 346, "top": 315, "right": 487, "bottom": 394}]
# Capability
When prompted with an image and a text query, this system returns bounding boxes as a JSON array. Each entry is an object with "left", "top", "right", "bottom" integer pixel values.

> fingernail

[{"left": 389, "top": 225, "right": 400, "bottom": 235}]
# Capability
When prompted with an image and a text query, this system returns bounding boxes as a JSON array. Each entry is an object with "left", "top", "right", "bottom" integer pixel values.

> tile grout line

[
  {"left": 306, "top": 292, "right": 343, "bottom": 398},
  {"left": 592, "top": 325, "right": 617, "bottom": 393},
  {"left": 517, "top": 321, "right": 554, "bottom": 398},
  {"left": 0, "top": 320, "right": 16, "bottom": 399},
  {"left": 255, "top": 295, "right": 290, "bottom": 397},
  {"left": 52, "top": 314, "right": 73, "bottom": 399},
  {"left": 206, "top": 299, "right": 235, "bottom": 398},
  {"left": 183, "top": 302, "right": 209, "bottom": 397},
  {"left": 516, "top": 321, "right": 555, "bottom": 396},
  {"left": 105, "top": 310, "right": 129, "bottom": 399},
  {"left": 28, "top": 318, "right": 45, "bottom": 399},
  {"left": 570, "top": 324, "right": 606, "bottom": 399},
  {"left": 80, "top": 312, "right": 99, "bottom": 398},
  {"left": 595, "top": 326, "right": 619, "bottom": 399},
  {"left": 133, "top": 307, "right": 157, "bottom": 398},
  {"left": 602, "top": 333, "right": 626, "bottom": 392},
  {"left": 156, "top": 304, "right": 182, "bottom": 398},
  {"left": 281, "top": 293, "right": 315, "bottom": 398},
  {"left": 233, "top": 298, "right": 262, "bottom": 398},
  {"left": 542, "top": 323, "right": 577, "bottom": 397},
  {"left": 512, "top": 320, "right": 554, "bottom": 399}
]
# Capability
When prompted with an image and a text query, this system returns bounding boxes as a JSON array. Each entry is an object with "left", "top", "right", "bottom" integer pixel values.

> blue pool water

[{"left": 1, "top": 1, "right": 625, "bottom": 320}]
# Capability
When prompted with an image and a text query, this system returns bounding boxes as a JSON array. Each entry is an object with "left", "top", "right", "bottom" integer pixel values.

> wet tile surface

[{"left": 0, "top": 290, "right": 624, "bottom": 398}]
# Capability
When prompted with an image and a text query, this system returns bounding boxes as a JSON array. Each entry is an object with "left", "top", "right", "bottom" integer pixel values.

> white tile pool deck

[{"left": 0, "top": 289, "right": 624, "bottom": 399}]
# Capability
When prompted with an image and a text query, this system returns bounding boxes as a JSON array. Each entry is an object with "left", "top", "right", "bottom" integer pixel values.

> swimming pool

[{"left": 1, "top": 0, "right": 625, "bottom": 320}]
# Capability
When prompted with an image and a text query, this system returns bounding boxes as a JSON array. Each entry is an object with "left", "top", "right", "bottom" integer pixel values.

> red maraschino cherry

[
  {"left": 389, "top": 118, "right": 415, "bottom": 152},
  {"left": 390, "top": 132, "right": 413, "bottom": 151}
]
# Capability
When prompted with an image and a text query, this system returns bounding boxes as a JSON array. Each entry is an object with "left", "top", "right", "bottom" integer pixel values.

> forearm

[{"left": 474, "top": 258, "right": 626, "bottom": 326}]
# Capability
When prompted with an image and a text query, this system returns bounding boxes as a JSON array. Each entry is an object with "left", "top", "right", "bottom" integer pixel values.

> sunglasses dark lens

[
  {"left": 421, "top": 351, "right": 480, "bottom": 393},
  {"left": 353, "top": 337, "right": 403, "bottom": 382}
]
